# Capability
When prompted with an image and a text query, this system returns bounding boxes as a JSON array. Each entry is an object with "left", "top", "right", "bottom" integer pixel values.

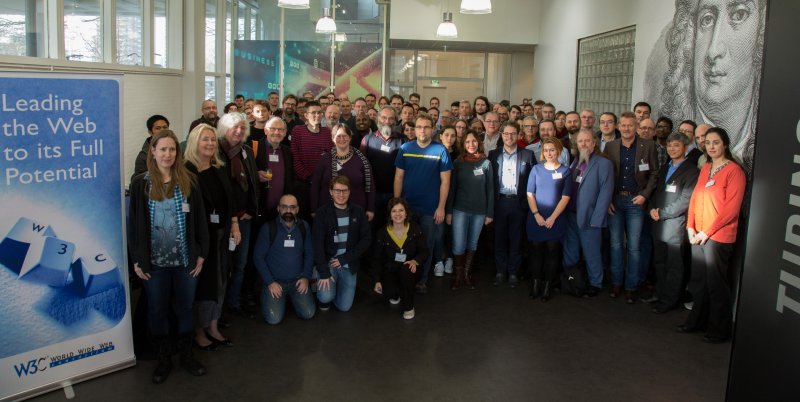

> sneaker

[
  {"left": 684, "top": 301, "right": 694, "bottom": 311},
  {"left": 444, "top": 258, "right": 453, "bottom": 274},
  {"left": 403, "top": 308, "right": 416, "bottom": 320},
  {"left": 434, "top": 261, "right": 445, "bottom": 277},
  {"left": 509, "top": 274, "right": 519, "bottom": 288},
  {"left": 493, "top": 273, "right": 505, "bottom": 287},
  {"left": 389, "top": 297, "right": 401, "bottom": 305},
  {"left": 318, "top": 302, "right": 331, "bottom": 311}
]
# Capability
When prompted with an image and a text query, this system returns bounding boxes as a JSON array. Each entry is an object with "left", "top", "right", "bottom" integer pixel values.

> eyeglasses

[
  {"left": 639, "top": 127, "right": 654, "bottom": 131},
  {"left": 331, "top": 188, "right": 350, "bottom": 194},
  {"left": 600, "top": 120, "right": 615, "bottom": 125},
  {"left": 502, "top": 131, "right": 518, "bottom": 136},
  {"left": 485, "top": 120, "right": 500, "bottom": 124},
  {"left": 522, "top": 125, "right": 535, "bottom": 129},
  {"left": 267, "top": 127, "right": 286, "bottom": 132},
  {"left": 279, "top": 204, "right": 298, "bottom": 210},
  {"left": 284, "top": 103, "right": 297, "bottom": 107},
  {"left": 415, "top": 126, "right": 433, "bottom": 130}
]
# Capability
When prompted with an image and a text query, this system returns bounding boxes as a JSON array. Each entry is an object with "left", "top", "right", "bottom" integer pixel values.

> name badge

[
  {"left": 552, "top": 172, "right": 562, "bottom": 180},
  {"left": 394, "top": 252, "right": 407, "bottom": 262},
  {"left": 333, "top": 234, "right": 339, "bottom": 243},
  {"left": 380, "top": 144, "right": 391, "bottom": 153},
  {"left": 638, "top": 163, "right": 649, "bottom": 171},
  {"left": 288, "top": 135, "right": 292, "bottom": 141},
  {"left": 182, "top": 202, "right": 190, "bottom": 213},
  {"left": 284, "top": 239, "right": 295, "bottom": 248},
  {"left": 242, "top": 149, "right": 247, "bottom": 159},
  {"left": 335, "top": 163, "right": 342, "bottom": 171},
  {"left": 210, "top": 213, "right": 220, "bottom": 223},
  {"left": 473, "top": 168, "right": 484, "bottom": 176},
  {"left": 666, "top": 184, "right": 677, "bottom": 193},
  {"left": 269, "top": 154, "right": 279, "bottom": 162},
  {"left": 705, "top": 179, "right": 715, "bottom": 188},
  {"left": 575, "top": 175, "right": 583, "bottom": 183}
]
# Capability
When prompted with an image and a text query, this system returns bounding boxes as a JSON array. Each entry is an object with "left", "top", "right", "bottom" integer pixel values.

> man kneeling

[{"left": 253, "top": 194, "right": 315, "bottom": 324}]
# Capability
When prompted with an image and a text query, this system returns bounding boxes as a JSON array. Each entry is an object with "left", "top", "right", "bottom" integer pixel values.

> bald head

[{"left": 695, "top": 123, "right": 712, "bottom": 151}]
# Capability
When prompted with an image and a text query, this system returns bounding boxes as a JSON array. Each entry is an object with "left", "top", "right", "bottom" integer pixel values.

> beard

[
  {"left": 281, "top": 212, "right": 295, "bottom": 223},
  {"left": 378, "top": 124, "right": 393, "bottom": 137},
  {"left": 578, "top": 148, "right": 593, "bottom": 165},
  {"left": 567, "top": 126, "right": 580, "bottom": 135}
]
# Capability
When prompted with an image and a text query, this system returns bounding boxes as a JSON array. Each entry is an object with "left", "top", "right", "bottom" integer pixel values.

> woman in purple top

[
  {"left": 526, "top": 137, "right": 572, "bottom": 302},
  {"left": 311, "top": 124, "right": 375, "bottom": 220}
]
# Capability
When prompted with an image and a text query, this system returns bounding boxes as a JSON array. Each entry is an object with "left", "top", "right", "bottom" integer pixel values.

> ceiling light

[
  {"left": 315, "top": 7, "right": 337, "bottom": 34},
  {"left": 277, "top": 0, "right": 309, "bottom": 9},
  {"left": 436, "top": 12, "right": 457, "bottom": 39},
  {"left": 460, "top": 0, "right": 491, "bottom": 14}
]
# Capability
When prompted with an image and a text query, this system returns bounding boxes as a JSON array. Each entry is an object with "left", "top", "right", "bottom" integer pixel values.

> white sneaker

[
  {"left": 434, "top": 261, "right": 445, "bottom": 277},
  {"left": 403, "top": 308, "right": 415, "bottom": 320},
  {"left": 389, "top": 297, "right": 401, "bottom": 305},
  {"left": 684, "top": 301, "right": 694, "bottom": 311},
  {"left": 444, "top": 258, "right": 453, "bottom": 274}
]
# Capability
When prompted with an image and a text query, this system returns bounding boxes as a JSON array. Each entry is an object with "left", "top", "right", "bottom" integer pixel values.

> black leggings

[{"left": 528, "top": 240, "right": 562, "bottom": 282}]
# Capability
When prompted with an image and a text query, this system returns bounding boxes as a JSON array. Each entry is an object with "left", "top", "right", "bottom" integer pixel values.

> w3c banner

[{"left": 0, "top": 73, "right": 134, "bottom": 401}]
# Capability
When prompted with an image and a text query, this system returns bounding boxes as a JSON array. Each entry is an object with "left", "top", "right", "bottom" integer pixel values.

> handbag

[{"left": 560, "top": 263, "right": 588, "bottom": 297}]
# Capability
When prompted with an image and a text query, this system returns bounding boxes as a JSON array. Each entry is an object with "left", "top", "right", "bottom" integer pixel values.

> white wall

[
  {"left": 390, "top": 0, "right": 540, "bottom": 45},
  {"left": 532, "top": 0, "right": 674, "bottom": 111}
]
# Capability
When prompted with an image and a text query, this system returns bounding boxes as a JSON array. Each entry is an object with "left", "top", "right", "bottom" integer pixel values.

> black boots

[
  {"left": 152, "top": 337, "right": 173, "bottom": 384},
  {"left": 529, "top": 279, "right": 540, "bottom": 299},
  {"left": 540, "top": 281, "right": 552, "bottom": 302},
  {"left": 178, "top": 333, "right": 206, "bottom": 377}
]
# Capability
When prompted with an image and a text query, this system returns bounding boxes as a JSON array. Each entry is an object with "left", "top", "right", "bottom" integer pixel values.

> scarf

[
  {"left": 463, "top": 152, "right": 484, "bottom": 163},
  {"left": 146, "top": 174, "right": 189, "bottom": 268},
  {"left": 219, "top": 137, "right": 248, "bottom": 192},
  {"left": 331, "top": 146, "right": 372, "bottom": 193}
]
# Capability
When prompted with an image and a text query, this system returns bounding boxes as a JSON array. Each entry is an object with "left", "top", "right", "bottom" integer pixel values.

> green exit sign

[{"left": 431, "top": 80, "right": 440, "bottom": 86}]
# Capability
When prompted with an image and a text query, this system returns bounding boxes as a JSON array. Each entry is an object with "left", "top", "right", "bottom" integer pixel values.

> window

[
  {"left": 205, "top": 0, "right": 216, "bottom": 72},
  {"left": 116, "top": 0, "right": 143, "bottom": 65},
  {"left": 576, "top": 27, "right": 636, "bottom": 117},
  {"left": 153, "top": 0, "right": 168, "bottom": 67},
  {"left": 0, "top": 0, "right": 46, "bottom": 57},
  {"left": 64, "top": 0, "right": 103, "bottom": 62}
]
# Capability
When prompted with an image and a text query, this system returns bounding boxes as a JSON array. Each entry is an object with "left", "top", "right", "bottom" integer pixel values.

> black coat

[
  {"left": 488, "top": 146, "right": 536, "bottom": 210},
  {"left": 128, "top": 173, "right": 209, "bottom": 274},
  {"left": 254, "top": 139, "right": 295, "bottom": 220},
  {"left": 371, "top": 222, "right": 429, "bottom": 283},
  {"left": 313, "top": 203, "right": 372, "bottom": 278},
  {"left": 650, "top": 160, "right": 700, "bottom": 244}
]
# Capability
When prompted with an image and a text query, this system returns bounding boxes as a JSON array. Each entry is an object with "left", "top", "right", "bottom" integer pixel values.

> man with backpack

[{"left": 252, "top": 194, "right": 315, "bottom": 324}]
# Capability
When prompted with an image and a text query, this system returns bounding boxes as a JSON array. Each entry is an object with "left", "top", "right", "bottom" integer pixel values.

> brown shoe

[
  {"left": 610, "top": 285, "right": 622, "bottom": 298},
  {"left": 451, "top": 254, "right": 465, "bottom": 291},
  {"left": 625, "top": 291, "right": 636, "bottom": 304},
  {"left": 464, "top": 250, "right": 476, "bottom": 289}
]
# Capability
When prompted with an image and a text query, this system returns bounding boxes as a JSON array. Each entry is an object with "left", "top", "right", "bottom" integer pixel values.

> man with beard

[
  {"left": 322, "top": 104, "right": 341, "bottom": 128},
  {"left": 360, "top": 106, "right": 404, "bottom": 229},
  {"left": 281, "top": 95, "right": 302, "bottom": 143},
  {"left": 562, "top": 128, "right": 615, "bottom": 297},
  {"left": 253, "top": 194, "right": 315, "bottom": 324},
  {"left": 564, "top": 111, "right": 581, "bottom": 158},
  {"left": 189, "top": 99, "right": 219, "bottom": 134},
  {"left": 473, "top": 96, "right": 490, "bottom": 121}
]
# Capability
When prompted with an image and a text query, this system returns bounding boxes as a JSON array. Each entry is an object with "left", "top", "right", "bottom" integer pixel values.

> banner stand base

[
  {"left": 61, "top": 382, "right": 75, "bottom": 399},
  {"left": 3, "top": 358, "right": 136, "bottom": 402}
]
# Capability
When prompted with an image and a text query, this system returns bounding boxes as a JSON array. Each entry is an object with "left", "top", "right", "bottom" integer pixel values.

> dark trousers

[
  {"left": 528, "top": 240, "right": 562, "bottom": 282},
  {"left": 381, "top": 267, "right": 420, "bottom": 312},
  {"left": 653, "top": 239, "right": 686, "bottom": 308},
  {"left": 494, "top": 197, "right": 525, "bottom": 275},
  {"left": 293, "top": 180, "right": 312, "bottom": 223},
  {"left": 143, "top": 265, "right": 198, "bottom": 337},
  {"left": 685, "top": 240, "right": 733, "bottom": 338}
]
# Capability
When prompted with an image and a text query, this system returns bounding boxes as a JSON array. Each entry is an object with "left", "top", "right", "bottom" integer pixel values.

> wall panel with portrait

[
  {"left": 575, "top": 26, "right": 636, "bottom": 119},
  {"left": 644, "top": 0, "right": 767, "bottom": 173}
]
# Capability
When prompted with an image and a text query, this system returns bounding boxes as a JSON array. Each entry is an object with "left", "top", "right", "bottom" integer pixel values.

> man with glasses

[
  {"left": 580, "top": 109, "right": 596, "bottom": 133},
  {"left": 678, "top": 119, "right": 701, "bottom": 166},
  {"left": 314, "top": 176, "right": 371, "bottom": 312},
  {"left": 291, "top": 101, "right": 332, "bottom": 221},
  {"left": 483, "top": 112, "right": 502, "bottom": 153},
  {"left": 489, "top": 122, "right": 535, "bottom": 288},
  {"left": 638, "top": 118, "right": 666, "bottom": 168},
  {"left": 281, "top": 95, "right": 302, "bottom": 143},
  {"left": 598, "top": 112, "right": 620, "bottom": 152},
  {"left": 394, "top": 114, "right": 453, "bottom": 294},
  {"left": 253, "top": 194, "right": 315, "bottom": 324},
  {"left": 258, "top": 117, "right": 294, "bottom": 221}
]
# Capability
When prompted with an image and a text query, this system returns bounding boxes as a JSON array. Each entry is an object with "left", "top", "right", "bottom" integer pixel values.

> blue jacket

[
  {"left": 253, "top": 218, "right": 313, "bottom": 284},
  {"left": 570, "top": 154, "right": 615, "bottom": 229}
]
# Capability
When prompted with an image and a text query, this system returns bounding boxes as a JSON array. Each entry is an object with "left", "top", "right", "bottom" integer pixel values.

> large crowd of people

[{"left": 128, "top": 91, "right": 746, "bottom": 384}]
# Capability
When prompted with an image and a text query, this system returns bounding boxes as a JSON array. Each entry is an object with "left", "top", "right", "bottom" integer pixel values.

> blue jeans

[
  {"left": 143, "top": 265, "right": 198, "bottom": 337},
  {"left": 562, "top": 212, "right": 604, "bottom": 288},
  {"left": 261, "top": 280, "right": 316, "bottom": 324},
  {"left": 225, "top": 218, "right": 252, "bottom": 309},
  {"left": 608, "top": 194, "right": 645, "bottom": 291},
  {"left": 413, "top": 213, "right": 441, "bottom": 285},
  {"left": 451, "top": 209, "right": 485, "bottom": 255},
  {"left": 316, "top": 267, "right": 357, "bottom": 311}
]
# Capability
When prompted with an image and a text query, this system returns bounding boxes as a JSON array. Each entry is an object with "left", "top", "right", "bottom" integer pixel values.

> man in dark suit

[
  {"left": 602, "top": 111, "right": 659, "bottom": 303},
  {"left": 649, "top": 132, "right": 699, "bottom": 313},
  {"left": 562, "top": 128, "right": 615, "bottom": 297},
  {"left": 489, "top": 121, "right": 536, "bottom": 288}
]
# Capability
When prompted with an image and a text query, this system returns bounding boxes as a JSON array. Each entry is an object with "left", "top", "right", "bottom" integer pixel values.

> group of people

[{"left": 127, "top": 92, "right": 746, "bottom": 385}]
